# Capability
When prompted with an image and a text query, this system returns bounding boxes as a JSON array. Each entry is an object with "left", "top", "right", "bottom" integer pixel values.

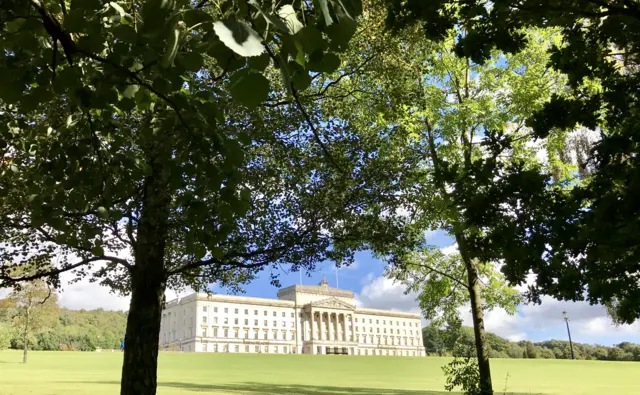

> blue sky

[{"left": 55, "top": 229, "right": 639, "bottom": 346}]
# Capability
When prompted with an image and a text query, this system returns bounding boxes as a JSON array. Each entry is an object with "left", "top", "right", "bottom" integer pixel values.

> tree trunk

[
  {"left": 22, "top": 304, "right": 30, "bottom": 364},
  {"left": 119, "top": 147, "right": 171, "bottom": 395},
  {"left": 457, "top": 234, "right": 493, "bottom": 395}
]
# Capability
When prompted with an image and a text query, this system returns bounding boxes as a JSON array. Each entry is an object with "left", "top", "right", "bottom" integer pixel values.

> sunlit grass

[{"left": 0, "top": 350, "right": 637, "bottom": 394}]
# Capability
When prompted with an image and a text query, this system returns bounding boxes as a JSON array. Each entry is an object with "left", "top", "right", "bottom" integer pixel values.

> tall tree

[
  {"left": 332, "top": 3, "right": 567, "bottom": 390},
  {"left": 10, "top": 278, "right": 58, "bottom": 363},
  {"left": 384, "top": 0, "right": 640, "bottom": 325},
  {"left": 0, "top": 1, "right": 414, "bottom": 394}
]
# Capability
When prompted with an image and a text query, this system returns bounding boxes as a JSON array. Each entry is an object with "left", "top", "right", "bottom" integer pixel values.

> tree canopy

[{"left": 384, "top": 0, "right": 640, "bottom": 326}]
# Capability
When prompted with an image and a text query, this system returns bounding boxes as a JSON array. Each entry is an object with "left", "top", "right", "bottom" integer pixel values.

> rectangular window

[
  {"left": 264, "top": 311, "right": 268, "bottom": 316},
  {"left": 369, "top": 319, "right": 372, "bottom": 324},
  {"left": 263, "top": 331, "right": 268, "bottom": 340},
  {"left": 273, "top": 311, "right": 277, "bottom": 317},
  {"left": 282, "top": 321, "right": 286, "bottom": 327},
  {"left": 290, "top": 312, "right": 294, "bottom": 318},
  {"left": 376, "top": 320, "right": 379, "bottom": 324},
  {"left": 254, "top": 310, "right": 258, "bottom": 315},
  {"left": 264, "top": 320, "right": 268, "bottom": 326},
  {"left": 224, "top": 318, "right": 228, "bottom": 325},
  {"left": 284, "top": 346, "right": 288, "bottom": 353},
  {"left": 234, "top": 318, "right": 239, "bottom": 325},
  {"left": 273, "top": 330, "right": 278, "bottom": 340},
  {"left": 403, "top": 322, "right": 406, "bottom": 326},
  {"left": 224, "top": 328, "right": 228, "bottom": 337},
  {"left": 384, "top": 328, "right": 386, "bottom": 333},
  {"left": 203, "top": 306, "right": 207, "bottom": 312},
  {"left": 214, "top": 307, "right": 218, "bottom": 313},
  {"left": 235, "top": 345, "right": 239, "bottom": 353},
  {"left": 383, "top": 320, "right": 385, "bottom": 325},
  {"left": 233, "top": 308, "right": 238, "bottom": 314},
  {"left": 202, "top": 329, "right": 207, "bottom": 337},
  {"left": 245, "top": 319, "right": 249, "bottom": 325},
  {"left": 202, "top": 316, "right": 207, "bottom": 324},
  {"left": 254, "top": 319, "right": 258, "bottom": 326},
  {"left": 234, "top": 329, "right": 239, "bottom": 338},
  {"left": 273, "top": 320, "right": 277, "bottom": 327},
  {"left": 214, "top": 317, "right": 218, "bottom": 324},
  {"left": 224, "top": 308, "right": 228, "bottom": 313},
  {"left": 245, "top": 309, "right": 249, "bottom": 315},
  {"left": 254, "top": 330, "right": 259, "bottom": 339},
  {"left": 213, "top": 328, "right": 218, "bottom": 337},
  {"left": 377, "top": 328, "right": 380, "bottom": 333},
  {"left": 245, "top": 345, "right": 250, "bottom": 353},
  {"left": 282, "top": 312, "right": 285, "bottom": 317}
]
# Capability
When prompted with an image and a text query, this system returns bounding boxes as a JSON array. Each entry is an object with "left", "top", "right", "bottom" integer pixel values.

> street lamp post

[{"left": 562, "top": 311, "right": 576, "bottom": 360}]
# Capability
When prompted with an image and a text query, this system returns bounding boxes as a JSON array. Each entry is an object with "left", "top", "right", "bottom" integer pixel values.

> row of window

[
  {"left": 357, "top": 334, "right": 419, "bottom": 346},
  {"left": 203, "top": 316, "right": 295, "bottom": 328},
  {"left": 201, "top": 327, "right": 297, "bottom": 341},
  {"left": 204, "top": 343, "right": 291, "bottom": 354},
  {"left": 203, "top": 306, "right": 295, "bottom": 319},
  {"left": 355, "top": 318, "right": 418, "bottom": 327},
  {"left": 355, "top": 326, "right": 415, "bottom": 335}
]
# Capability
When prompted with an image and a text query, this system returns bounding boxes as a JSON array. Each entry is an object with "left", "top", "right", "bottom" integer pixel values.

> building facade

[{"left": 160, "top": 277, "right": 425, "bottom": 356}]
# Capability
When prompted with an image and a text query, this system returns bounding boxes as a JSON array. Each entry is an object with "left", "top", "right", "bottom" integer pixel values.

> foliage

[
  {"left": 0, "top": 0, "right": 413, "bottom": 392},
  {"left": 423, "top": 324, "right": 640, "bottom": 362},
  {"left": 354, "top": 12, "right": 566, "bottom": 392},
  {"left": 0, "top": 297, "right": 128, "bottom": 351},
  {"left": 384, "top": 0, "right": 640, "bottom": 325}
]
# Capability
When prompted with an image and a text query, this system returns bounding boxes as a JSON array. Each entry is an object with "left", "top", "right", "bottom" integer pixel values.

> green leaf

[
  {"left": 248, "top": 53, "right": 270, "bottom": 71},
  {"left": 292, "top": 71, "right": 312, "bottom": 91},
  {"left": 97, "top": 206, "right": 108, "bottom": 218},
  {"left": 278, "top": 5, "right": 304, "bottom": 34},
  {"left": 213, "top": 19, "right": 264, "bottom": 57},
  {"left": 325, "top": 18, "right": 357, "bottom": 52},
  {"left": 211, "top": 247, "right": 225, "bottom": 260},
  {"left": 308, "top": 52, "right": 341, "bottom": 73},
  {"left": 230, "top": 72, "right": 270, "bottom": 109},
  {"left": 248, "top": 0, "right": 289, "bottom": 34},
  {"left": 92, "top": 245, "right": 105, "bottom": 257},
  {"left": 161, "top": 28, "right": 181, "bottom": 68},
  {"left": 315, "top": 0, "right": 334, "bottom": 26},
  {"left": 295, "top": 26, "right": 325, "bottom": 55},
  {"left": 183, "top": 9, "right": 213, "bottom": 28},
  {"left": 122, "top": 85, "right": 139, "bottom": 99},
  {"left": 180, "top": 52, "right": 204, "bottom": 72}
]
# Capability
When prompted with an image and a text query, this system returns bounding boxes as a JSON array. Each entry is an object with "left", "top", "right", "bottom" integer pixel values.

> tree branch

[
  {"left": 0, "top": 255, "right": 125, "bottom": 284},
  {"left": 405, "top": 262, "right": 469, "bottom": 290}
]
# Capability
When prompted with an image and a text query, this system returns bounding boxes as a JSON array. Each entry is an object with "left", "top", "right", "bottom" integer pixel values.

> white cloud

[
  {"left": 357, "top": 270, "right": 640, "bottom": 345},
  {"left": 355, "top": 274, "right": 420, "bottom": 314},
  {"left": 441, "top": 243, "right": 458, "bottom": 255}
]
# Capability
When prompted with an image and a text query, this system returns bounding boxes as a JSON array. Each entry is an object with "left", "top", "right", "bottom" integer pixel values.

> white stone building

[{"left": 160, "top": 277, "right": 425, "bottom": 356}]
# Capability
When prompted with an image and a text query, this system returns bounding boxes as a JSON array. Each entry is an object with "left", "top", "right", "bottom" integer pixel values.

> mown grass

[{"left": 0, "top": 350, "right": 637, "bottom": 394}]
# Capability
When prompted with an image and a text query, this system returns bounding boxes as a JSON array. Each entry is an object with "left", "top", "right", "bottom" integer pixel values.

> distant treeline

[
  {"left": 0, "top": 298, "right": 127, "bottom": 351},
  {"left": 423, "top": 325, "right": 640, "bottom": 361}
]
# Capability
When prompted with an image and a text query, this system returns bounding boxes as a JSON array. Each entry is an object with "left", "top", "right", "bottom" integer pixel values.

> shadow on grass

[
  {"left": 158, "top": 382, "right": 542, "bottom": 395},
  {"left": 67, "top": 381, "right": 541, "bottom": 395}
]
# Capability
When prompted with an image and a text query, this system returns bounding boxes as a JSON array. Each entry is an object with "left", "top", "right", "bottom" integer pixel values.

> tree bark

[
  {"left": 457, "top": 234, "right": 493, "bottom": 395},
  {"left": 119, "top": 143, "right": 171, "bottom": 395},
  {"left": 22, "top": 304, "right": 31, "bottom": 364}
]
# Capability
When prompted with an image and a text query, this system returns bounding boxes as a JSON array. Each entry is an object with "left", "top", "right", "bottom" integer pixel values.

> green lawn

[{"left": 0, "top": 350, "right": 637, "bottom": 395}]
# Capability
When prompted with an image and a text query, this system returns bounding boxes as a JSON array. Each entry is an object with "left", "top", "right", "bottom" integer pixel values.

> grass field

[{"left": 0, "top": 351, "right": 638, "bottom": 395}]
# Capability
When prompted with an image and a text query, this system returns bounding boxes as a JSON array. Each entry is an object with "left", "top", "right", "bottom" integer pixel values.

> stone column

[
  {"left": 310, "top": 311, "right": 315, "bottom": 341},
  {"left": 319, "top": 311, "right": 323, "bottom": 341},
  {"left": 350, "top": 315, "right": 355, "bottom": 342}
]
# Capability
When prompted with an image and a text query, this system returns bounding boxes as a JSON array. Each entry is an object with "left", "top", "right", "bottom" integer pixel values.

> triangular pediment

[{"left": 310, "top": 297, "right": 355, "bottom": 310}]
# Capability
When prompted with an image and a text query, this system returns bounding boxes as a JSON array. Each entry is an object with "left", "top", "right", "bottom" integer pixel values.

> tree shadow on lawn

[
  {"left": 67, "top": 381, "right": 541, "bottom": 395},
  {"left": 158, "top": 381, "right": 542, "bottom": 395}
]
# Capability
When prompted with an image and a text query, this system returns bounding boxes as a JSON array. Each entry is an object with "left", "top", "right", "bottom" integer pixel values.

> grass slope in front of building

[{"left": 0, "top": 350, "right": 637, "bottom": 395}]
